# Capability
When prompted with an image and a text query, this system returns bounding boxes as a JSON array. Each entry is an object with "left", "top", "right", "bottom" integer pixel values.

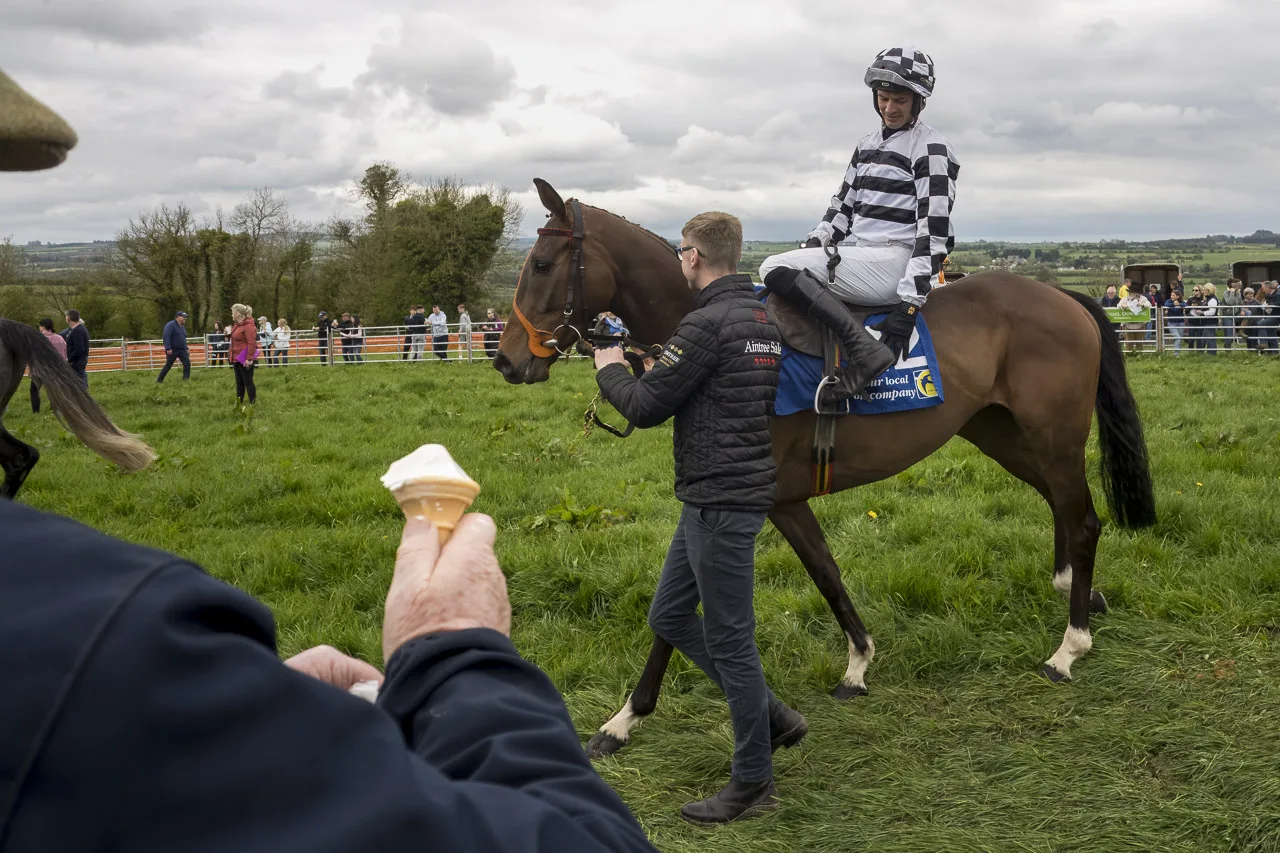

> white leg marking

[
  {"left": 1045, "top": 626, "right": 1092, "bottom": 680},
  {"left": 600, "top": 698, "right": 641, "bottom": 742},
  {"left": 1052, "top": 565, "right": 1074, "bottom": 597},
  {"left": 841, "top": 635, "right": 875, "bottom": 688}
]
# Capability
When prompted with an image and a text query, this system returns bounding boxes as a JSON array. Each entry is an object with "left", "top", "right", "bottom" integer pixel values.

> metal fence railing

[
  {"left": 67, "top": 307, "right": 1280, "bottom": 373},
  {"left": 80, "top": 324, "right": 593, "bottom": 373},
  {"left": 1105, "top": 305, "right": 1279, "bottom": 354}
]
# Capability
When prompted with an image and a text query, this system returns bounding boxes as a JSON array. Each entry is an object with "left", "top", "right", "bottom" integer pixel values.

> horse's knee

[{"left": 1083, "top": 508, "right": 1101, "bottom": 544}]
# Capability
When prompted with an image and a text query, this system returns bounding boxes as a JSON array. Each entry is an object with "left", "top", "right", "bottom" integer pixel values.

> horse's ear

[{"left": 533, "top": 178, "right": 566, "bottom": 221}]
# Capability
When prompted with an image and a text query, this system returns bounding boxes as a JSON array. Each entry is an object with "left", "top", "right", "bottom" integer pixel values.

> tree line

[{"left": 0, "top": 163, "right": 521, "bottom": 338}]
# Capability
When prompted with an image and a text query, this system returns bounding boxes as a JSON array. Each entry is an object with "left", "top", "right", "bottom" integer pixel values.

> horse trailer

[
  {"left": 1122, "top": 263, "right": 1181, "bottom": 302},
  {"left": 1230, "top": 260, "right": 1280, "bottom": 288}
]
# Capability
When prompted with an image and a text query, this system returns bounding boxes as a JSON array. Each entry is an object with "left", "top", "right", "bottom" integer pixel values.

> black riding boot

[{"left": 765, "top": 267, "right": 896, "bottom": 405}]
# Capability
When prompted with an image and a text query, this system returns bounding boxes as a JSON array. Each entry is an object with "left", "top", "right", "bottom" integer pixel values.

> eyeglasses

[{"left": 675, "top": 245, "right": 698, "bottom": 259}]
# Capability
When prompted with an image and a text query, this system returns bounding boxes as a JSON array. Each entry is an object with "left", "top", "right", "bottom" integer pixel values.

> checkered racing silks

[{"left": 806, "top": 124, "right": 960, "bottom": 306}]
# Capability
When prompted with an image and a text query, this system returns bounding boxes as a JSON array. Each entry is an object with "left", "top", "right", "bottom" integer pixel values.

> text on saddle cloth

[{"left": 774, "top": 311, "right": 945, "bottom": 417}]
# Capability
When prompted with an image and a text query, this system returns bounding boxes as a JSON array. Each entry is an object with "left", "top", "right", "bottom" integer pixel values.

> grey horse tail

[{"left": 1, "top": 320, "right": 156, "bottom": 472}]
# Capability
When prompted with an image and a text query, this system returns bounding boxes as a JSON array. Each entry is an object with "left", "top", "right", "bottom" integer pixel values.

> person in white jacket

[
  {"left": 273, "top": 319, "right": 291, "bottom": 366},
  {"left": 257, "top": 316, "right": 275, "bottom": 366},
  {"left": 760, "top": 45, "right": 960, "bottom": 406},
  {"left": 1117, "top": 291, "right": 1151, "bottom": 354}
]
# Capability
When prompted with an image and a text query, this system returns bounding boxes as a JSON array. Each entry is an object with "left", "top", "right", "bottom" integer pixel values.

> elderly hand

[
  {"left": 284, "top": 645, "right": 384, "bottom": 691},
  {"left": 382, "top": 514, "right": 511, "bottom": 663},
  {"left": 593, "top": 346, "right": 626, "bottom": 369}
]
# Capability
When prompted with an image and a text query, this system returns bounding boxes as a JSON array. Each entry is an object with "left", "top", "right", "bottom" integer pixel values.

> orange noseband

[{"left": 512, "top": 252, "right": 558, "bottom": 359}]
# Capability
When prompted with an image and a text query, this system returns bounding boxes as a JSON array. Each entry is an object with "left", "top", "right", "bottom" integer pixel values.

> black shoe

[
  {"left": 681, "top": 778, "right": 778, "bottom": 824},
  {"left": 770, "top": 704, "right": 808, "bottom": 752},
  {"left": 765, "top": 267, "right": 896, "bottom": 406}
]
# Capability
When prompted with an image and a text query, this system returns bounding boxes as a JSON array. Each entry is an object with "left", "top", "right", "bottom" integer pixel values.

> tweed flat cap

[{"left": 0, "top": 69, "right": 78, "bottom": 171}]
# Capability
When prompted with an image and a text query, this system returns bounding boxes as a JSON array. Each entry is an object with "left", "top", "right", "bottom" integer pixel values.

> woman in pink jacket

[{"left": 229, "top": 303, "right": 259, "bottom": 407}]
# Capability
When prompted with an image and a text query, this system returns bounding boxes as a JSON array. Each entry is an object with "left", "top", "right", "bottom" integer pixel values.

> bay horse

[
  {"left": 494, "top": 179, "right": 1155, "bottom": 759},
  {"left": 0, "top": 320, "right": 156, "bottom": 498}
]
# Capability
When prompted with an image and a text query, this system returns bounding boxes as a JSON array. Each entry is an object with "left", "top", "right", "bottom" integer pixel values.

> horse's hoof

[
  {"left": 586, "top": 732, "right": 626, "bottom": 760},
  {"left": 1090, "top": 589, "right": 1109, "bottom": 615},
  {"left": 831, "top": 683, "right": 868, "bottom": 701},
  {"left": 1039, "top": 663, "right": 1070, "bottom": 684}
]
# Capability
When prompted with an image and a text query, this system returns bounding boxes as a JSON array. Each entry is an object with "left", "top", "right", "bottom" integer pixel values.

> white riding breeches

[{"left": 759, "top": 244, "right": 913, "bottom": 306}]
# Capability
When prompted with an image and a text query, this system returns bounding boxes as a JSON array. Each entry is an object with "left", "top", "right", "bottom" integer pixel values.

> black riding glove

[{"left": 872, "top": 303, "right": 918, "bottom": 363}]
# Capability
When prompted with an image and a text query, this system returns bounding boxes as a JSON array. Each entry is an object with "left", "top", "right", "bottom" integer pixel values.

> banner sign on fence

[{"left": 1103, "top": 307, "right": 1151, "bottom": 324}]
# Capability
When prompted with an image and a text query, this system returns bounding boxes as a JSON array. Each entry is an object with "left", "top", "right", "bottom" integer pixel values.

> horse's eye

[{"left": 532, "top": 259, "right": 551, "bottom": 274}]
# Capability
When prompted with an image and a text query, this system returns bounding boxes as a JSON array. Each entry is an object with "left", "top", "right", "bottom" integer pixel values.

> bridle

[
  {"left": 508, "top": 198, "right": 664, "bottom": 439},
  {"left": 511, "top": 199, "right": 588, "bottom": 358}
]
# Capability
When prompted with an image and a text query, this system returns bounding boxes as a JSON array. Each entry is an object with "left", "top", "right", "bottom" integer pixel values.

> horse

[
  {"left": 0, "top": 320, "right": 156, "bottom": 498},
  {"left": 494, "top": 179, "right": 1156, "bottom": 759}
]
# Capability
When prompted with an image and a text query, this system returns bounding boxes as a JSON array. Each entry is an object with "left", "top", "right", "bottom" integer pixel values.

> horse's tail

[
  {"left": 0, "top": 320, "right": 156, "bottom": 472},
  {"left": 1059, "top": 290, "right": 1157, "bottom": 529}
]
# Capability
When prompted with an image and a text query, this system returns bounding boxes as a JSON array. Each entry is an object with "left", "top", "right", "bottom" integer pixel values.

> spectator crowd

[{"left": 1101, "top": 276, "right": 1279, "bottom": 354}]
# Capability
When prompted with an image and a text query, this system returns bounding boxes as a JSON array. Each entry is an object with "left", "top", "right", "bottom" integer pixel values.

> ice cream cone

[
  {"left": 391, "top": 479, "right": 480, "bottom": 544},
  {"left": 381, "top": 444, "right": 480, "bottom": 545}
]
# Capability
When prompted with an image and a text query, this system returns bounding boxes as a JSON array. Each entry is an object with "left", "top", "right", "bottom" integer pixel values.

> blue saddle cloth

[{"left": 773, "top": 311, "right": 945, "bottom": 417}]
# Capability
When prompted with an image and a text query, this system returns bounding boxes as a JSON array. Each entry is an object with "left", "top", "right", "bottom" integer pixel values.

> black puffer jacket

[{"left": 596, "top": 274, "right": 780, "bottom": 510}]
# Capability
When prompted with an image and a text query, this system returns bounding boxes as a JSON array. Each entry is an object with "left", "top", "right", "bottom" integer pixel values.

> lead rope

[{"left": 577, "top": 345, "right": 659, "bottom": 442}]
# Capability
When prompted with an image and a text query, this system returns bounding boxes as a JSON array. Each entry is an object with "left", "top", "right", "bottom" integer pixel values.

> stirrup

[
  {"left": 813, "top": 375, "right": 840, "bottom": 415},
  {"left": 813, "top": 373, "right": 866, "bottom": 415}
]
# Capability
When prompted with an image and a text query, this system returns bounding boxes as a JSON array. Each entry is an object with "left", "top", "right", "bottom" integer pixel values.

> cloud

[
  {"left": 263, "top": 68, "right": 352, "bottom": 110},
  {"left": 1075, "top": 18, "right": 1120, "bottom": 46},
  {"left": 1073, "top": 101, "right": 1219, "bottom": 131},
  {"left": 1, "top": 0, "right": 1279, "bottom": 244},
  {"left": 0, "top": 0, "right": 213, "bottom": 45},
  {"left": 357, "top": 13, "right": 516, "bottom": 117}
]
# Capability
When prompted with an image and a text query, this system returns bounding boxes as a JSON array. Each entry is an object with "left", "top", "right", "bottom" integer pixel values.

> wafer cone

[
  {"left": 382, "top": 444, "right": 480, "bottom": 544},
  {"left": 391, "top": 478, "right": 480, "bottom": 545}
]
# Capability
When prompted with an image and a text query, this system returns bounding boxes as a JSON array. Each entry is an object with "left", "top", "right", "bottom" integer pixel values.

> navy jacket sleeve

[
  {"left": 162, "top": 321, "right": 176, "bottom": 350},
  {"left": 4, "top": 561, "right": 656, "bottom": 852},
  {"left": 595, "top": 311, "right": 719, "bottom": 429}
]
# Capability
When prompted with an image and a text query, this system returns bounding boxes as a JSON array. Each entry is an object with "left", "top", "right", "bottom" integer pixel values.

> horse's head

[
  {"left": 493, "top": 178, "right": 691, "bottom": 384},
  {"left": 493, "top": 179, "right": 610, "bottom": 383}
]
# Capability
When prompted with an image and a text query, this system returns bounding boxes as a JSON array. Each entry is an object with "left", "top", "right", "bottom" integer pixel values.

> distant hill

[{"left": 19, "top": 241, "right": 114, "bottom": 272}]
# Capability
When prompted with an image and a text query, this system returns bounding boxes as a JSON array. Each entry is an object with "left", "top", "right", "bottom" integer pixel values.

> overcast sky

[{"left": 2, "top": 0, "right": 1276, "bottom": 244}]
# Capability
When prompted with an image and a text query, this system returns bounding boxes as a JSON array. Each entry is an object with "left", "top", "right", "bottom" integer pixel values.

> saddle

[{"left": 765, "top": 292, "right": 901, "bottom": 358}]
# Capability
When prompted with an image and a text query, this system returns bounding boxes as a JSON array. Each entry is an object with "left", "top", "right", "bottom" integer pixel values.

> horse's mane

[{"left": 576, "top": 201, "right": 675, "bottom": 256}]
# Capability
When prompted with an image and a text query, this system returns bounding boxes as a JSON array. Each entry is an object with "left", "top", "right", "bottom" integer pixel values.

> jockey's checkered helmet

[{"left": 864, "top": 46, "right": 936, "bottom": 100}]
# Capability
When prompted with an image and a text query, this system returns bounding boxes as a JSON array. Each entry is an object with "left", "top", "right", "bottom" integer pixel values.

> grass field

[{"left": 10, "top": 355, "right": 1280, "bottom": 851}]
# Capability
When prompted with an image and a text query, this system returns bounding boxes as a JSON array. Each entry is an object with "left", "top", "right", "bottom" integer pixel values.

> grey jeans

[{"left": 648, "top": 504, "right": 775, "bottom": 782}]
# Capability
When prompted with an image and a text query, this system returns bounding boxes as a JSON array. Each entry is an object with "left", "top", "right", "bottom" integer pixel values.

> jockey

[{"left": 760, "top": 45, "right": 960, "bottom": 406}]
